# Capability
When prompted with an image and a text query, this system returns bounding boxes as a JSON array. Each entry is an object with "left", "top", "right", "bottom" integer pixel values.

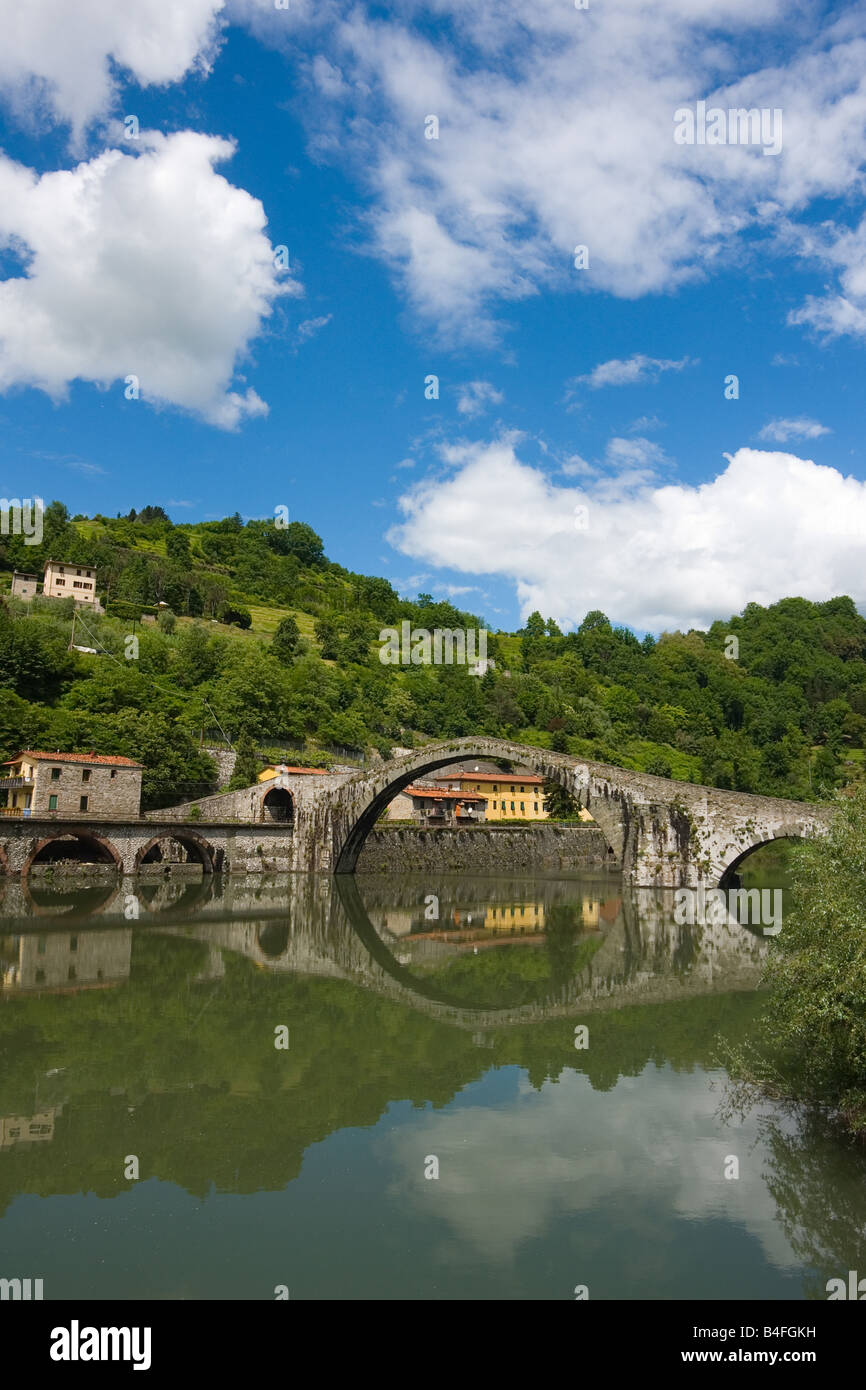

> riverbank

[{"left": 356, "top": 822, "right": 613, "bottom": 873}]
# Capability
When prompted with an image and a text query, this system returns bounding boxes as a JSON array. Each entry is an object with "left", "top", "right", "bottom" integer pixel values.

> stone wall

[{"left": 356, "top": 823, "right": 611, "bottom": 874}]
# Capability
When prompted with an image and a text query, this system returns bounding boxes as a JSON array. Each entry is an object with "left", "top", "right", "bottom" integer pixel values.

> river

[{"left": 1, "top": 862, "right": 863, "bottom": 1300}]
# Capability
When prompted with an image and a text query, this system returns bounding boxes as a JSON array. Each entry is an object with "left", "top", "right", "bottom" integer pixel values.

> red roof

[
  {"left": 405, "top": 786, "right": 485, "bottom": 801},
  {"left": 4, "top": 751, "right": 142, "bottom": 768},
  {"left": 433, "top": 772, "right": 545, "bottom": 785}
]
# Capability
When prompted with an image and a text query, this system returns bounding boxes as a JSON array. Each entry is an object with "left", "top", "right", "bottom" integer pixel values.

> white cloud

[
  {"left": 295, "top": 313, "right": 332, "bottom": 347},
  {"left": 573, "top": 355, "right": 694, "bottom": 390},
  {"left": 384, "top": 1066, "right": 799, "bottom": 1273},
  {"left": 0, "top": 132, "right": 299, "bottom": 428},
  {"left": 273, "top": 2, "right": 866, "bottom": 342},
  {"left": 456, "top": 379, "right": 505, "bottom": 417},
  {"left": 387, "top": 436, "right": 866, "bottom": 631},
  {"left": 0, "top": 0, "right": 226, "bottom": 139},
  {"left": 757, "top": 417, "right": 831, "bottom": 443}
]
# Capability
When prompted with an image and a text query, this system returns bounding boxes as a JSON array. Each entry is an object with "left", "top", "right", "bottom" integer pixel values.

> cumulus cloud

[
  {"left": 387, "top": 436, "right": 866, "bottom": 631},
  {"left": 0, "top": 0, "right": 226, "bottom": 139},
  {"left": 572, "top": 355, "right": 694, "bottom": 390},
  {"left": 0, "top": 132, "right": 299, "bottom": 428},
  {"left": 288, "top": 0, "right": 866, "bottom": 340},
  {"left": 757, "top": 417, "right": 831, "bottom": 443},
  {"left": 456, "top": 379, "right": 505, "bottom": 417}
]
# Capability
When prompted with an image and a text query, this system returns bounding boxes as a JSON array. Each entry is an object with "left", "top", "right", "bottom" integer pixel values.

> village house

[
  {"left": 385, "top": 785, "right": 486, "bottom": 826},
  {"left": 433, "top": 762, "right": 595, "bottom": 823},
  {"left": 0, "top": 752, "right": 143, "bottom": 819},
  {"left": 10, "top": 560, "right": 103, "bottom": 611}
]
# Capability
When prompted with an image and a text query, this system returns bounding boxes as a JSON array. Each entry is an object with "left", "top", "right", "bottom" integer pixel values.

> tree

[
  {"left": 157, "top": 609, "right": 176, "bottom": 635},
  {"left": 728, "top": 789, "right": 866, "bottom": 1136},
  {"left": 645, "top": 755, "right": 673, "bottom": 777},
  {"left": 542, "top": 778, "right": 583, "bottom": 820},
  {"left": 219, "top": 602, "right": 252, "bottom": 630},
  {"left": 314, "top": 614, "right": 341, "bottom": 660},
  {"left": 271, "top": 615, "right": 301, "bottom": 665},
  {"left": 229, "top": 733, "right": 261, "bottom": 790}
]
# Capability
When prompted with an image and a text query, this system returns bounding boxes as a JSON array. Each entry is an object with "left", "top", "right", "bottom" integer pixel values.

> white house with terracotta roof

[{"left": 0, "top": 752, "right": 143, "bottom": 819}]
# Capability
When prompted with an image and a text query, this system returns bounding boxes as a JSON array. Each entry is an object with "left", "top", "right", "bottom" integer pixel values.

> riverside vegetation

[{"left": 2, "top": 501, "right": 866, "bottom": 809}]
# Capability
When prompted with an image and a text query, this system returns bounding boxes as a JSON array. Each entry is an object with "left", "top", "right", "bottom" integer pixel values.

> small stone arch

[
  {"left": 261, "top": 787, "right": 294, "bottom": 824},
  {"left": 135, "top": 831, "right": 216, "bottom": 874},
  {"left": 24, "top": 830, "right": 123, "bottom": 877},
  {"left": 718, "top": 832, "right": 805, "bottom": 889}
]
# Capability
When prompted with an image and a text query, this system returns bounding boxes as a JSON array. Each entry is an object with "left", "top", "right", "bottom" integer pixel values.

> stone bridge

[
  {"left": 0, "top": 737, "right": 834, "bottom": 885},
  {"left": 312, "top": 737, "right": 834, "bottom": 887}
]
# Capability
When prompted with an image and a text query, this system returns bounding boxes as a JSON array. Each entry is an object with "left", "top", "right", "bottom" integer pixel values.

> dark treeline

[{"left": 1, "top": 502, "right": 864, "bottom": 807}]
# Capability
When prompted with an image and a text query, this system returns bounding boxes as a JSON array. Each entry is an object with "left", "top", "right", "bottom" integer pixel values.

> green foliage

[
  {"left": 271, "top": 615, "right": 301, "bottom": 666},
  {"left": 229, "top": 733, "right": 261, "bottom": 790},
  {"left": 728, "top": 789, "right": 866, "bottom": 1136}
]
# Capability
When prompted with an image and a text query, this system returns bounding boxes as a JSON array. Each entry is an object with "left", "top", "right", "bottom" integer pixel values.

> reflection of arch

[
  {"left": 333, "top": 746, "right": 621, "bottom": 874},
  {"left": 23, "top": 880, "right": 118, "bottom": 919},
  {"left": 718, "top": 834, "right": 800, "bottom": 889},
  {"left": 0, "top": 844, "right": 7, "bottom": 875},
  {"left": 136, "top": 877, "right": 217, "bottom": 916},
  {"left": 24, "top": 830, "right": 122, "bottom": 877},
  {"left": 257, "top": 921, "right": 290, "bottom": 958},
  {"left": 261, "top": 788, "right": 294, "bottom": 824},
  {"left": 135, "top": 832, "right": 215, "bottom": 873}
]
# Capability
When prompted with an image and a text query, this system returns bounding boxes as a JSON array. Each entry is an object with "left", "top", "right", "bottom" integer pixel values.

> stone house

[{"left": 0, "top": 752, "right": 143, "bottom": 819}]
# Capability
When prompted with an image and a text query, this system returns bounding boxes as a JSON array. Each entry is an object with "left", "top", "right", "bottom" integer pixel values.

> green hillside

[{"left": 1, "top": 501, "right": 864, "bottom": 809}]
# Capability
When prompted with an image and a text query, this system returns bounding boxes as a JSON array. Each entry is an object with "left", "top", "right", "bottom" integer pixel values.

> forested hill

[{"left": 1, "top": 502, "right": 864, "bottom": 809}]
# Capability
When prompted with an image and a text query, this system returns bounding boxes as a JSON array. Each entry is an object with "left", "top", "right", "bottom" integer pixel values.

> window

[
  {"left": 48, "top": 794, "right": 58, "bottom": 810},
  {"left": 51, "top": 767, "right": 61, "bottom": 780},
  {"left": 520, "top": 802, "right": 525, "bottom": 812},
  {"left": 110, "top": 769, "right": 117, "bottom": 778},
  {"left": 520, "top": 785, "right": 525, "bottom": 793},
  {"left": 493, "top": 784, "right": 498, "bottom": 791},
  {"left": 534, "top": 804, "right": 539, "bottom": 814},
  {"left": 510, "top": 800, "right": 515, "bottom": 811},
  {"left": 82, "top": 769, "right": 91, "bottom": 782},
  {"left": 510, "top": 784, "right": 515, "bottom": 792},
  {"left": 68, "top": 966, "right": 76, "bottom": 981},
  {"left": 58, "top": 566, "right": 64, "bottom": 574},
  {"left": 34, "top": 971, "right": 44, "bottom": 985},
  {"left": 69, "top": 935, "right": 78, "bottom": 951},
  {"left": 37, "top": 937, "right": 46, "bottom": 954},
  {"left": 56, "top": 577, "right": 65, "bottom": 585},
  {"left": 79, "top": 795, "right": 88, "bottom": 811},
  {"left": 76, "top": 569, "right": 82, "bottom": 575}
]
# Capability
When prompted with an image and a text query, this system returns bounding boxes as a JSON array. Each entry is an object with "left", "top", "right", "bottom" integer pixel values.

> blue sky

[{"left": 1, "top": 0, "right": 865, "bottom": 633}]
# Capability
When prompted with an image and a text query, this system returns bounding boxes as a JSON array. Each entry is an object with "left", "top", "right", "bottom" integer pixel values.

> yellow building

[
  {"left": 432, "top": 770, "right": 549, "bottom": 820},
  {"left": 43, "top": 559, "right": 99, "bottom": 607},
  {"left": 484, "top": 902, "right": 546, "bottom": 932}
]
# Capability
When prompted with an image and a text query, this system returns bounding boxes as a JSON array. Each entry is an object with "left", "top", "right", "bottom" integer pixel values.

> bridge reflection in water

[
  {"left": 0, "top": 869, "right": 767, "bottom": 1023},
  {"left": 3, "top": 866, "right": 866, "bottom": 1304}
]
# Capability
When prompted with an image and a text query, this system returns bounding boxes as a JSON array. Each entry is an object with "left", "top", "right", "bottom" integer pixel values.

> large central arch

[{"left": 331, "top": 740, "right": 624, "bottom": 874}]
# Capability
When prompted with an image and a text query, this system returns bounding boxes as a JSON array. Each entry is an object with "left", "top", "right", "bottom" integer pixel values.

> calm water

[{"left": 1, "top": 866, "right": 864, "bottom": 1301}]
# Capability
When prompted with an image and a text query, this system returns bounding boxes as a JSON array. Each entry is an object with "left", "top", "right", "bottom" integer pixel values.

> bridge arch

[
  {"left": 261, "top": 787, "right": 294, "bottom": 824},
  {"left": 135, "top": 831, "right": 216, "bottom": 873},
  {"left": 718, "top": 833, "right": 802, "bottom": 890},
  {"left": 24, "top": 830, "right": 123, "bottom": 877},
  {"left": 330, "top": 739, "right": 623, "bottom": 874}
]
